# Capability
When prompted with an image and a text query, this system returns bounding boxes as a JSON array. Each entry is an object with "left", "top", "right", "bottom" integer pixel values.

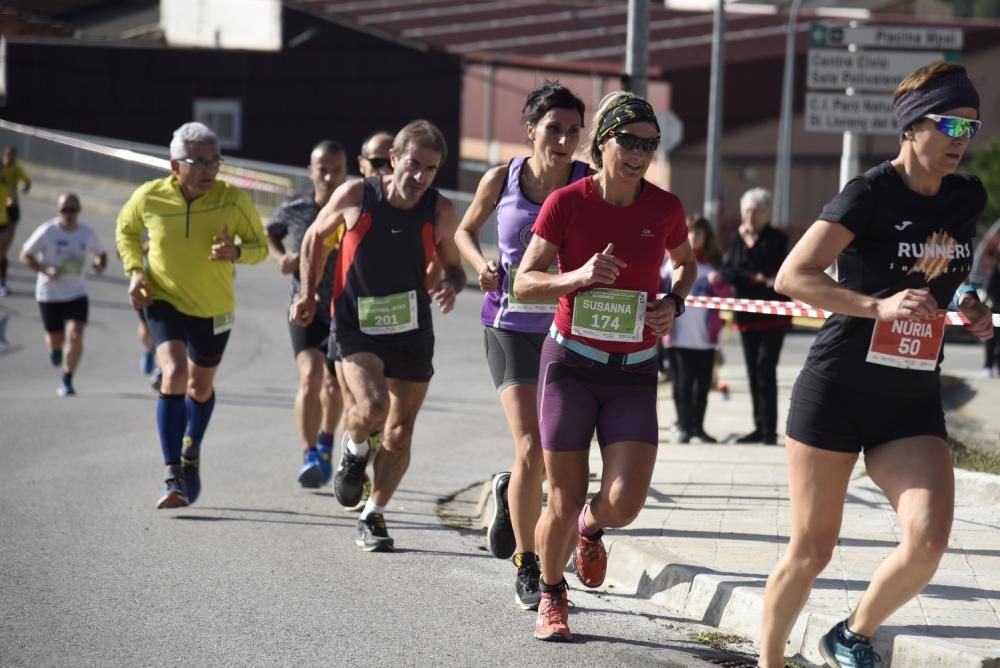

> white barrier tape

[
  {"left": 685, "top": 295, "right": 1000, "bottom": 327},
  {"left": 0, "top": 118, "right": 292, "bottom": 195}
]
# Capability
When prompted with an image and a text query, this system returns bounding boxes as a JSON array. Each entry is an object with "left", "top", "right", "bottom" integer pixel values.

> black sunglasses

[
  {"left": 60, "top": 207, "right": 80, "bottom": 214},
  {"left": 609, "top": 132, "right": 659, "bottom": 153},
  {"left": 365, "top": 157, "right": 391, "bottom": 169}
]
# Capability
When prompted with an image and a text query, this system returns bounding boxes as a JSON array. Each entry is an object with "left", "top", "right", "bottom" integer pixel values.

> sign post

[{"left": 806, "top": 22, "right": 962, "bottom": 188}]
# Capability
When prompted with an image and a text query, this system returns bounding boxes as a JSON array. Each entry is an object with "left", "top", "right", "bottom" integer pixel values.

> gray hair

[
  {"left": 169, "top": 122, "right": 219, "bottom": 159},
  {"left": 740, "top": 187, "right": 773, "bottom": 214}
]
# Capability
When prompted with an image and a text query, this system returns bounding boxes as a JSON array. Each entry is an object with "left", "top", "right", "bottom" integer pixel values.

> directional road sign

[
  {"left": 809, "top": 23, "right": 963, "bottom": 50},
  {"left": 805, "top": 92, "right": 899, "bottom": 135},
  {"left": 807, "top": 48, "right": 948, "bottom": 92}
]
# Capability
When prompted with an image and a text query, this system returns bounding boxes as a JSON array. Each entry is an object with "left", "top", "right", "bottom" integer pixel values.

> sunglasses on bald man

[{"left": 364, "top": 156, "right": 391, "bottom": 169}]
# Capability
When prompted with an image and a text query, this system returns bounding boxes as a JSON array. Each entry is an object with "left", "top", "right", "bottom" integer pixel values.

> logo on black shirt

[{"left": 897, "top": 230, "right": 971, "bottom": 283}]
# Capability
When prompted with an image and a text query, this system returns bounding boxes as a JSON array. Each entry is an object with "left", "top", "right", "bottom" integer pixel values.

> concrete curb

[
  {"left": 954, "top": 468, "right": 1000, "bottom": 505},
  {"left": 460, "top": 477, "right": 1000, "bottom": 667},
  {"left": 602, "top": 539, "right": 1000, "bottom": 668}
]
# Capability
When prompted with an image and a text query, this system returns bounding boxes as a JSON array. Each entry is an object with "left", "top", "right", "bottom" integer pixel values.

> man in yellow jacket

[{"left": 116, "top": 121, "right": 267, "bottom": 509}]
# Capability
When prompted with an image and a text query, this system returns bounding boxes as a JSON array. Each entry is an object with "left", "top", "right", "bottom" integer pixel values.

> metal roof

[{"left": 291, "top": 0, "right": 1000, "bottom": 77}]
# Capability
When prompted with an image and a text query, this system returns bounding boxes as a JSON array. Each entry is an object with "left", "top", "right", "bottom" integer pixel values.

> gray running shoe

[{"left": 356, "top": 512, "right": 394, "bottom": 552}]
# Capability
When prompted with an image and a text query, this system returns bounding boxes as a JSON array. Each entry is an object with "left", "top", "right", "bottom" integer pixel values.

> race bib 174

[
  {"left": 571, "top": 288, "right": 646, "bottom": 342},
  {"left": 865, "top": 314, "right": 945, "bottom": 372}
]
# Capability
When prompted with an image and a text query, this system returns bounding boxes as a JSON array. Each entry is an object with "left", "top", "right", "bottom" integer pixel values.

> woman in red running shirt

[{"left": 515, "top": 91, "right": 696, "bottom": 641}]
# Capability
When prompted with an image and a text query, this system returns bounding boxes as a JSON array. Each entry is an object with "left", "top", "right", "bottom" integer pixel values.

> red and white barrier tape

[{"left": 685, "top": 295, "right": 1000, "bottom": 327}]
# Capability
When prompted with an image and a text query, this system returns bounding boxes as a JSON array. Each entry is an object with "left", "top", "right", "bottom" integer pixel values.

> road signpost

[{"left": 805, "top": 22, "right": 962, "bottom": 187}]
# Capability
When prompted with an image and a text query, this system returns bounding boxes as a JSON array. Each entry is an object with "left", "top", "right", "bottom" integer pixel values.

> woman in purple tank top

[{"left": 455, "top": 82, "right": 590, "bottom": 611}]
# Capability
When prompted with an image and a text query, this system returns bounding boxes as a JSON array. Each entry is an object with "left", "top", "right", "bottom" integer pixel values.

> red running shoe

[
  {"left": 533, "top": 588, "right": 571, "bottom": 641},
  {"left": 572, "top": 531, "right": 607, "bottom": 588}
]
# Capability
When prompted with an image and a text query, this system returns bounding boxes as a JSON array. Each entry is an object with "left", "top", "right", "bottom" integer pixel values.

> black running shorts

[
  {"left": 785, "top": 369, "right": 947, "bottom": 453},
  {"left": 146, "top": 300, "right": 230, "bottom": 369},
  {"left": 39, "top": 296, "right": 88, "bottom": 333},
  {"left": 334, "top": 323, "right": 433, "bottom": 383},
  {"left": 289, "top": 317, "right": 334, "bottom": 357},
  {"left": 483, "top": 326, "right": 546, "bottom": 392}
]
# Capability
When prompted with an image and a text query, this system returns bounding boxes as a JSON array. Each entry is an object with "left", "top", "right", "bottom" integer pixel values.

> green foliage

[
  {"left": 954, "top": 448, "right": 1000, "bottom": 474},
  {"left": 690, "top": 630, "right": 748, "bottom": 650},
  {"left": 970, "top": 138, "right": 1000, "bottom": 234},
  {"left": 973, "top": 0, "right": 1000, "bottom": 17}
]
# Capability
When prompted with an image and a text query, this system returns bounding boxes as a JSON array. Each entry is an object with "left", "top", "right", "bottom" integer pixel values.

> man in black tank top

[{"left": 291, "top": 120, "right": 467, "bottom": 552}]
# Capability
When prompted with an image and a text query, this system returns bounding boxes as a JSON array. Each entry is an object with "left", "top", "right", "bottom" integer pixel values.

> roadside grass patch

[
  {"left": 690, "top": 631, "right": 748, "bottom": 651},
  {"left": 954, "top": 448, "right": 1000, "bottom": 474},
  {"left": 949, "top": 436, "right": 1000, "bottom": 475}
]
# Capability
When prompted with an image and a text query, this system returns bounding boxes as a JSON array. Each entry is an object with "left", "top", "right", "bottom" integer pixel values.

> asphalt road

[{"left": 0, "top": 187, "right": 743, "bottom": 667}]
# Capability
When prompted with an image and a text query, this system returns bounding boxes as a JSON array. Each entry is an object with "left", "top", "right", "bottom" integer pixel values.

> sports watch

[{"left": 666, "top": 292, "right": 685, "bottom": 317}]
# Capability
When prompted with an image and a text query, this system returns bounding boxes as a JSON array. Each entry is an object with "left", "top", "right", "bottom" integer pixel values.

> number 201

[{"left": 375, "top": 315, "right": 399, "bottom": 326}]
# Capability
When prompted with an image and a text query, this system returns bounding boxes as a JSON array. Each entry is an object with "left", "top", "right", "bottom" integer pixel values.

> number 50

[{"left": 898, "top": 337, "right": 921, "bottom": 355}]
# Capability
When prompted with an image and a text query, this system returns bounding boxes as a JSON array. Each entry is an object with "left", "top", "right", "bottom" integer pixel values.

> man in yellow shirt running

[
  {"left": 0, "top": 145, "right": 26, "bottom": 296},
  {"left": 116, "top": 122, "right": 267, "bottom": 509}
]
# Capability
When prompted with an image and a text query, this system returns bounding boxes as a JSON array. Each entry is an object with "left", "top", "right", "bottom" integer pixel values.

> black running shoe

[
  {"left": 181, "top": 456, "right": 201, "bottom": 504},
  {"left": 334, "top": 433, "right": 379, "bottom": 508},
  {"left": 488, "top": 471, "right": 515, "bottom": 559},
  {"left": 514, "top": 552, "right": 542, "bottom": 611},
  {"left": 356, "top": 512, "right": 394, "bottom": 552}
]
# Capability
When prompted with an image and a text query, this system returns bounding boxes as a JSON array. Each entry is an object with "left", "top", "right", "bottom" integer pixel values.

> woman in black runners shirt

[{"left": 758, "top": 63, "right": 995, "bottom": 668}]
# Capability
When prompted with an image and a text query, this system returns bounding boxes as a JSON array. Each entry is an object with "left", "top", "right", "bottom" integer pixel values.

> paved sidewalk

[
  {"left": 595, "top": 359, "right": 1000, "bottom": 667},
  {"left": 455, "top": 350, "right": 1000, "bottom": 667}
]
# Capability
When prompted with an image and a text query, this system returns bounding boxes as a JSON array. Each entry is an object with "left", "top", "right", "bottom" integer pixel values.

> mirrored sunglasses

[
  {"left": 609, "top": 132, "right": 659, "bottom": 153},
  {"left": 924, "top": 113, "right": 981, "bottom": 140}
]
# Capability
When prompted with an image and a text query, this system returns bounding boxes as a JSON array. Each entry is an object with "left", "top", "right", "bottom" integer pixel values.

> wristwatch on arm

[
  {"left": 666, "top": 292, "right": 685, "bottom": 317},
  {"left": 953, "top": 284, "right": 979, "bottom": 309}
]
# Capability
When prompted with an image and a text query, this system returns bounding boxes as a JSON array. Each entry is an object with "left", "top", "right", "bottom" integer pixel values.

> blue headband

[{"left": 895, "top": 71, "right": 980, "bottom": 137}]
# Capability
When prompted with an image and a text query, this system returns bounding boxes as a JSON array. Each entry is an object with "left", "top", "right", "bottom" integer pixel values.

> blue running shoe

[
  {"left": 142, "top": 350, "right": 156, "bottom": 375},
  {"left": 156, "top": 478, "right": 189, "bottom": 509},
  {"left": 298, "top": 449, "right": 322, "bottom": 488},
  {"left": 317, "top": 443, "right": 334, "bottom": 484},
  {"left": 50, "top": 349, "right": 63, "bottom": 367},
  {"left": 57, "top": 380, "right": 76, "bottom": 397},
  {"left": 819, "top": 622, "right": 880, "bottom": 668}
]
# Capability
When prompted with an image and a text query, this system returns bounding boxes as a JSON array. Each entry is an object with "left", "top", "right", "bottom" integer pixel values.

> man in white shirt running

[{"left": 20, "top": 192, "right": 107, "bottom": 396}]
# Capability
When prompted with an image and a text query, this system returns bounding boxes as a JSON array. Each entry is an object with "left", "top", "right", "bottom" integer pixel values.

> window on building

[{"left": 193, "top": 99, "right": 242, "bottom": 150}]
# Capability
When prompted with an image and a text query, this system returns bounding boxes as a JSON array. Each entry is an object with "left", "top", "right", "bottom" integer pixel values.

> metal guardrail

[{"left": 0, "top": 120, "right": 494, "bottom": 246}]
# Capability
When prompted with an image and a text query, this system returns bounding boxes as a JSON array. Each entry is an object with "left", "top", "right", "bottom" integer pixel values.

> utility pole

[
  {"left": 703, "top": 0, "right": 726, "bottom": 230},
  {"left": 772, "top": 0, "right": 803, "bottom": 228},
  {"left": 625, "top": 0, "right": 649, "bottom": 97}
]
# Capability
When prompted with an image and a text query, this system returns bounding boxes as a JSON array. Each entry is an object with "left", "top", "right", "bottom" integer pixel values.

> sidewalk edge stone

[{"left": 605, "top": 539, "right": 1000, "bottom": 668}]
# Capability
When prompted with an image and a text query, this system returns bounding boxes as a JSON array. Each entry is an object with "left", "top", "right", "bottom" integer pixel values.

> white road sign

[
  {"left": 805, "top": 92, "right": 899, "bottom": 135},
  {"left": 811, "top": 24, "right": 963, "bottom": 50},
  {"left": 656, "top": 111, "right": 684, "bottom": 153},
  {"left": 807, "top": 48, "right": 946, "bottom": 92}
]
